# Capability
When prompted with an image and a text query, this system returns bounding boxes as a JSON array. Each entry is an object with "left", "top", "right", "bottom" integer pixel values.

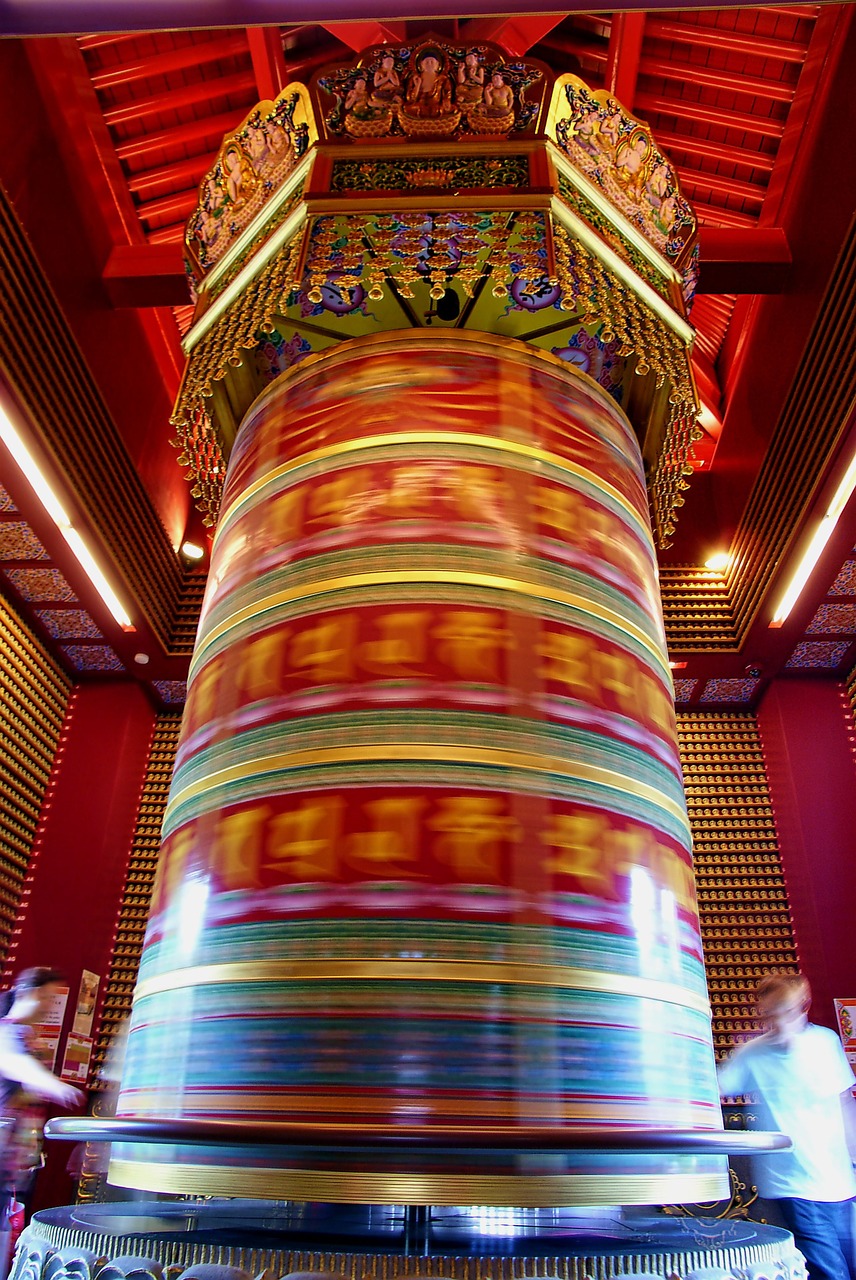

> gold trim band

[
  {"left": 215, "top": 429, "right": 647, "bottom": 545},
  {"left": 107, "top": 1158, "right": 727, "bottom": 1207},
  {"left": 163, "top": 739, "right": 690, "bottom": 837},
  {"left": 133, "top": 959, "right": 711, "bottom": 1016},
  {"left": 190, "top": 569, "right": 668, "bottom": 682},
  {"left": 122, "top": 1092, "right": 714, "bottom": 1125}
]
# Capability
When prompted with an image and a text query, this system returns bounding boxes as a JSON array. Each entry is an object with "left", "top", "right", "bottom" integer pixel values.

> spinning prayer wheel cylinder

[{"left": 114, "top": 331, "right": 727, "bottom": 1204}]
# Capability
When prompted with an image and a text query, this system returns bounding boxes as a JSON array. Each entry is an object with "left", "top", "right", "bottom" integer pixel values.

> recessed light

[
  {"left": 704, "top": 552, "right": 730, "bottom": 572},
  {"left": 134, "top": 653, "right": 150, "bottom": 665},
  {"left": 180, "top": 540, "right": 206, "bottom": 561}
]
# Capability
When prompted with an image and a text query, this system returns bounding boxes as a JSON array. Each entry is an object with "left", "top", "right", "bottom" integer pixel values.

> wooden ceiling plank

[
  {"left": 89, "top": 32, "right": 249, "bottom": 92},
  {"left": 655, "top": 129, "right": 776, "bottom": 174},
  {"left": 678, "top": 167, "right": 767, "bottom": 205},
  {"left": 103, "top": 69, "right": 256, "bottom": 128},
  {"left": 761, "top": 5, "right": 851, "bottom": 226},
  {"left": 115, "top": 109, "right": 253, "bottom": 163},
  {"left": 138, "top": 190, "right": 198, "bottom": 225},
  {"left": 645, "top": 18, "right": 807, "bottom": 63},
  {"left": 461, "top": 16, "right": 566, "bottom": 57},
  {"left": 641, "top": 56, "right": 798, "bottom": 104},
  {"left": 246, "top": 26, "right": 289, "bottom": 101},
  {"left": 127, "top": 156, "right": 212, "bottom": 199},
  {"left": 605, "top": 12, "right": 645, "bottom": 109},
  {"left": 636, "top": 92, "right": 786, "bottom": 138},
  {"left": 539, "top": 33, "right": 608, "bottom": 66}
]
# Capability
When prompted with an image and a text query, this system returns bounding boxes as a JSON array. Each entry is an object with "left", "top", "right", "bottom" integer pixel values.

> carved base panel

[{"left": 12, "top": 1203, "right": 805, "bottom": 1280}]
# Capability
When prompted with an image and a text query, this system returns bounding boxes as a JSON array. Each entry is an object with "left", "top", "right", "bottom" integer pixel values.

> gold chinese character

[
  {"left": 451, "top": 465, "right": 510, "bottom": 523},
  {"left": 237, "top": 629, "right": 287, "bottom": 702},
  {"left": 541, "top": 812, "right": 615, "bottom": 895},
  {"left": 532, "top": 484, "right": 582, "bottom": 538},
  {"left": 433, "top": 611, "right": 511, "bottom": 682},
  {"left": 289, "top": 615, "right": 357, "bottom": 683},
  {"left": 265, "top": 798, "right": 344, "bottom": 880},
  {"left": 307, "top": 470, "right": 370, "bottom": 526},
  {"left": 592, "top": 649, "right": 636, "bottom": 716},
  {"left": 358, "top": 610, "right": 429, "bottom": 677},
  {"left": 151, "top": 827, "right": 195, "bottom": 914},
  {"left": 185, "top": 659, "right": 222, "bottom": 734},
  {"left": 345, "top": 797, "right": 425, "bottom": 876},
  {"left": 383, "top": 465, "right": 435, "bottom": 517},
  {"left": 210, "top": 805, "right": 268, "bottom": 890},
  {"left": 429, "top": 796, "right": 519, "bottom": 882},
  {"left": 537, "top": 631, "right": 591, "bottom": 694},
  {"left": 269, "top": 486, "right": 305, "bottom": 542}
]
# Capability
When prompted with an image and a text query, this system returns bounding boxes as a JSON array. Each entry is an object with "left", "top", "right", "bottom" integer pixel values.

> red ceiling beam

[
  {"left": 461, "top": 16, "right": 565, "bottom": 57},
  {"left": 641, "top": 56, "right": 798, "bottom": 103},
  {"left": 636, "top": 93, "right": 786, "bottom": 139},
  {"left": 103, "top": 244, "right": 190, "bottom": 307},
  {"left": 115, "top": 110, "right": 251, "bottom": 163},
  {"left": 696, "top": 226, "right": 791, "bottom": 294},
  {"left": 127, "top": 156, "right": 211, "bottom": 199},
  {"left": 762, "top": 5, "right": 850, "bottom": 226},
  {"left": 644, "top": 18, "right": 807, "bottom": 63},
  {"left": 321, "top": 22, "right": 406, "bottom": 53},
  {"left": 654, "top": 130, "right": 776, "bottom": 174},
  {"left": 25, "top": 38, "right": 143, "bottom": 246},
  {"left": 246, "top": 25, "right": 289, "bottom": 99},
  {"left": 104, "top": 70, "right": 257, "bottom": 128},
  {"left": 604, "top": 13, "right": 645, "bottom": 110},
  {"left": 89, "top": 32, "right": 250, "bottom": 92}
]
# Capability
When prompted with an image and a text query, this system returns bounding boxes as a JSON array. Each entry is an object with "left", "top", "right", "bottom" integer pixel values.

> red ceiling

[{"left": 1, "top": 6, "right": 855, "bottom": 708}]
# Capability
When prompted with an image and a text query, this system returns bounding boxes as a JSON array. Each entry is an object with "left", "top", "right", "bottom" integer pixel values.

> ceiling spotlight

[
  {"left": 134, "top": 652, "right": 150, "bottom": 666},
  {"left": 180, "top": 540, "right": 206, "bottom": 562},
  {"left": 704, "top": 552, "right": 731, "bottom": 573}
]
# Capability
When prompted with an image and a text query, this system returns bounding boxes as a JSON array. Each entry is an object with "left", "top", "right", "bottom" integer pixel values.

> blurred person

[
  {"left": 718, "top": 972, "right": 856, "bottom": 1280},
  {"left": 0, "top": 968, "right": 83, "bottom": 1275}
]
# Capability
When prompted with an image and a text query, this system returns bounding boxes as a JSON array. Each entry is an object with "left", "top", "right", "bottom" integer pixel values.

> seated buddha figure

[
  {"left": 371, "top": 54, "right": 402, "bottom": 106},
  {"left": 483, "top": 71, "right": 513, "bottom": 117},
  {"left": 405, "top": 50, "right": 454, "bottom": 118},
  {"left": 470, "top": 69, "right": 515, "bottom": 133},
  {"left": 455, "top": 51, "right": 485, "bottom": 108}
]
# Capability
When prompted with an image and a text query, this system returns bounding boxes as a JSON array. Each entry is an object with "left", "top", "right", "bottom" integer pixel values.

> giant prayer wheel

[{"left": 114, "top": 40, "right": 728, "bottom": 1206}]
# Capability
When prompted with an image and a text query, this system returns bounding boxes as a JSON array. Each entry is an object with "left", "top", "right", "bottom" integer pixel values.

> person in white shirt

[{"left": 718, "top": 972, "right": 856, "bottom": 1280}]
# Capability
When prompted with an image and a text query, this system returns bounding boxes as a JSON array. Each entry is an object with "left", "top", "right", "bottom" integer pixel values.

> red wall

[
  {"left": 7, "top": 681, "right": 156, "bottom": 1209},
  {"left": 758, "top": 677, "right": 856, "bottom": 1028}
]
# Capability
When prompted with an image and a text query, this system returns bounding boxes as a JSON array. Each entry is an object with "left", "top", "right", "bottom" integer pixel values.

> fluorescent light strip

[
  {"left": 770, "top": 447, "right": 856, "bottom": 627},
  {"left": 549, "top": 197, "right": 694, "bottom": 347},
  {"left": 0, "top": 405, "right": 133, "bottom": 629}
]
